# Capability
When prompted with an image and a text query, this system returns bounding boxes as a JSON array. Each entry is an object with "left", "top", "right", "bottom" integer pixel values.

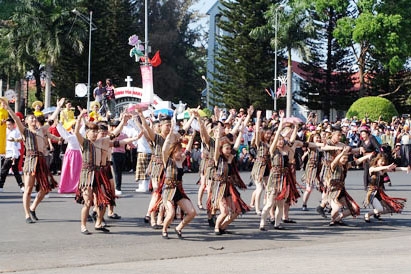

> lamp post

[
  {"left": 274, "top": 7, "right": 278, "bottom": 111},
  {"left": 72, "top": 9, "right": 97, "bottom": 111},
  {"left": 201, "top": 75, "right": 209, "bottom": 109},
  {"left": 274, "top": 5, "right": 283, "bottom": 112}
]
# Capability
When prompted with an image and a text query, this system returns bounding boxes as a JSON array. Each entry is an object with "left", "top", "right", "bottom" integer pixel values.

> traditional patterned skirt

[
  {"left": 266, "top": 167, "right": 287, "bottom": 198},
  {"left": 24, "top": 152, "right": 58, "bottom": 193},
  {"left": 135, "top": 152, "right": 151, "bottom": 181},
  {"left": 284, "top": 164, "right": 301, "bottom": 205},
  {"left": 365, "top": 186, "right": 406, "bottom": 214},
  {"left": 162, "top": 181, "right": 189, "bottom": 204},
  {"left": 75, "top": 166, "right": 116, "bottom": 208},
  {"left": 251, "top": 157, "right": 269, "bottom": 183},
  {"left": 328, "top": 184, "right": 360, "bottom": 217},
  {"left": 211, "top": 180, "right": 230, "bottom": 209}
]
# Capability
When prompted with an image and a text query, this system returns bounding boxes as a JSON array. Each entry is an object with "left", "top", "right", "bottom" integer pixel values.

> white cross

[{"left": 125, "top": 76, "right": 133, "bottom": 87}]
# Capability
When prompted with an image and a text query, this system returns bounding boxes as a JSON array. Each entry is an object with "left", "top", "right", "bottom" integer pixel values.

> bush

[{"left": 346, "top": 96, "right": 398, "bottom": 122}]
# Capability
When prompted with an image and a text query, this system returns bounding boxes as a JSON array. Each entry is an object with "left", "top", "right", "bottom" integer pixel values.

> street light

[
  {"left": 72, "top": 9, "right": 97, "bottom": 111},
  {"left": 274, "top": 5, "right": 283, "bottom": 111},
  {"left": 201, "top": 75, "right": 210, "bottom": 109}
]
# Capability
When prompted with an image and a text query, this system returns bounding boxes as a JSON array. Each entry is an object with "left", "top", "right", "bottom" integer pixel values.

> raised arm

[
  {"left": 214, "top": 126, "right": 223, "bottom": 166},
  {"left": 330, "top": 146, "right": 351, "bottom": 170},
  {"left": 289, "top": 122, "right": 299, "bottom": 144},
  {"left": 269, "top": 110, "right": 285, "bottom": 156},
  {"left": 162, "top": 114, "right": 178, "bottom": 166},
  {"left": 48, "top": 97, "right": 65, "bottom": 122},
  {"left": 137, "top": 109, "right": 155, "bottom": 142},
  {"left": 233, "top": 123, "right": 244, "bottom": 151},
  {"left": 193, "top": 110, "right": 210, "bottom": 146},
  {"left": 181, "top": 108, "right": 198, "bottom": 132},
  {"left": 0, "top": 98, "right": 25, "bottom": 135},
  {"left": 186, "top": 130, "right": 196, "bottom": 153},
  {"left": 254, "top": 110, "right": 262, "bottom": 147},
  {"left": 75, "top": 109, "right": 87, "bottom": 146}
]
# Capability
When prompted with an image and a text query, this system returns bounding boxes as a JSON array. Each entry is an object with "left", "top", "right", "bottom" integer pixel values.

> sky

[
  {"left": 189, "top": 0, "right": 217, "bottom": 36},
  {"left": 190, "top": 0, "right": 216, "bottom": 14}
]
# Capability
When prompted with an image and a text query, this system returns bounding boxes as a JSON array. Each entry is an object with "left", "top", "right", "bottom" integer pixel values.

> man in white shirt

[{"left": 0, "top": 118, "right": 24, "bottom": 192}]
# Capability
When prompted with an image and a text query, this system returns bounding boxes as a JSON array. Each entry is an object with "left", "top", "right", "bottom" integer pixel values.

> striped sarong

[{"left": 135, "top": 152, "right": 151, "bottom": 180}]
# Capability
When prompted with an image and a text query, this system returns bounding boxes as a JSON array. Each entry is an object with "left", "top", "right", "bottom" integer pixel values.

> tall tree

[
  {"left": 333, "top": 0, "right": 411, "bottom": 97},
  {"left": 251, "top": 0, "right": 315, "bottom": 116},
  {"left": 7, "top": 0, "right": 86, "bottom": 107},
  {"left": 213, "top": 0, "right": 276, "bottom": 110},
  {"left": 297, "top": 0, "right": 355, "bottom": 117}
]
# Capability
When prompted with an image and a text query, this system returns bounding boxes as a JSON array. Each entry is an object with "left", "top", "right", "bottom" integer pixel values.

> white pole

[
  {"left": 87, "top": 11, "right": 93, "bottom": 111},
  {"left": 274, "top": 9, "right": 278, "bottom": 111},
  {"left": 144, "top": 0, "right": 148, "bottom": 63}
]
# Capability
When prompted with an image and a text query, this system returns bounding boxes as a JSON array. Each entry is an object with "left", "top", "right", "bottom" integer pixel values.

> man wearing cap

[{"left": 191, "top": 141, "right": 201, "bottom": 173}]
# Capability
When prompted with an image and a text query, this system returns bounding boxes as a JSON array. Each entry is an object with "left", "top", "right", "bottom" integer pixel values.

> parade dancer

[
  {"left": 160, "top": 114, "right": 196, "bottom": 239},
  {"left": 364, "top": 153, "right": 408, "bottom": 222},
  {"left": 316, "top": 127, "right": 350, "bottom": 218},
  {"left": 359, "top": 125, "right": 382, "bottom": 190},
  {"left": 195, "top": 115, "right": 220, "bottom": 227},
  {"left": 1, "top": 98, "right": 62, "bottom": 223},
  {"left": 74, "top": 108, "right": 134, "bottom": 234},
  {"left": 213, "top": 124, "right": 249, "bottom": 235},
  {"left": 327, "top": 146, "right": 361, "bottom": 226},
  {"left": 259, "top": 110, "right": 287, "bottom": 231},
  {"left": 249, "top": 110, "right": 272, "bottom": 215},
  {"left": 279, "top": 121, "right": 301, "bottom": 224},
  {"left": 301, "top": 133, "right": 323, "bottom": 210}
]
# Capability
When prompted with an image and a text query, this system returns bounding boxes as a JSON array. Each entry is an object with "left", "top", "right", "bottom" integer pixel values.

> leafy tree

[
  {"left": 334, "top": 0, "right": 411, "bottom": 97},
  {"left": 6, "top": 0, "right": 86, "bottom": 108},
  {"left": 145, "top": 0, "right": 204, "bottom": 106},
  {"left": 0, "top": 0, "right": 19, "bottom": 87},
  {"left": 297, "top": 0, "right": 356, "bottom": 116},
  {"left": 213, "top": 0, "right": 276, "bottom": 111},
  {"left": 251, "top": 0, "right": 316, "bottom": 116}
]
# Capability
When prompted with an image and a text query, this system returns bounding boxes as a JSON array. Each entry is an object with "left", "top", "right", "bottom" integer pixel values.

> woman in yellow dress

[
  {"left": 32, "top": 101, "right": 44, "bottom": 117},
  {"left": 88, "top": 101, "right": 101, "bottom": 122},
  {"left": 0, "top": 97, "right": 9, "bottom": 155}
]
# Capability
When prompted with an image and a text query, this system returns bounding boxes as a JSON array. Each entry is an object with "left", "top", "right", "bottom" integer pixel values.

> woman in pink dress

[{"left": 54, "top": 102, "right": 82, "bottom": 193}]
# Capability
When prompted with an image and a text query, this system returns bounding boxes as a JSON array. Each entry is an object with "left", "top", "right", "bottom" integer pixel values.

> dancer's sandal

[
  {"left": 95, "top": 226, "right": 110, "bottom": 233},
  {"left": 175, "top": 228, "right": 183, "bottom": 239},
  {"left": 162, "top": 232, "right": 169, "bottom": 239},
  {"left": 374, "top": 214, "right": 384, "bottom": 221},
  {"left": 81, "top": 228, "right": 91, "bottom": 235},
  {"left": 364, "top": 214, "right": 371, "bottom": 223}
]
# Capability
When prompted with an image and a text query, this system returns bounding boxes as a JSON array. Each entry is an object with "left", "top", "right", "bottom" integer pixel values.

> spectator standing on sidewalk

[{"left": 0, "top": 118, "right": 24, "bottom": 192}]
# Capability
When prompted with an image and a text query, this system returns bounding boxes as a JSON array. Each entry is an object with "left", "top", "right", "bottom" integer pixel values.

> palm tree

[
  {"left": 251, "top": 1, "right": 315, "bottom": 117},
  {"left": 6, "top": 0, "right": 86, "bottom": 108}
]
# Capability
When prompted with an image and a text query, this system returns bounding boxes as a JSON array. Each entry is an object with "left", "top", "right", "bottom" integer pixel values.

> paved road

[{"left": 1, "top": 169, "right": 411, "bottom": 273}]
